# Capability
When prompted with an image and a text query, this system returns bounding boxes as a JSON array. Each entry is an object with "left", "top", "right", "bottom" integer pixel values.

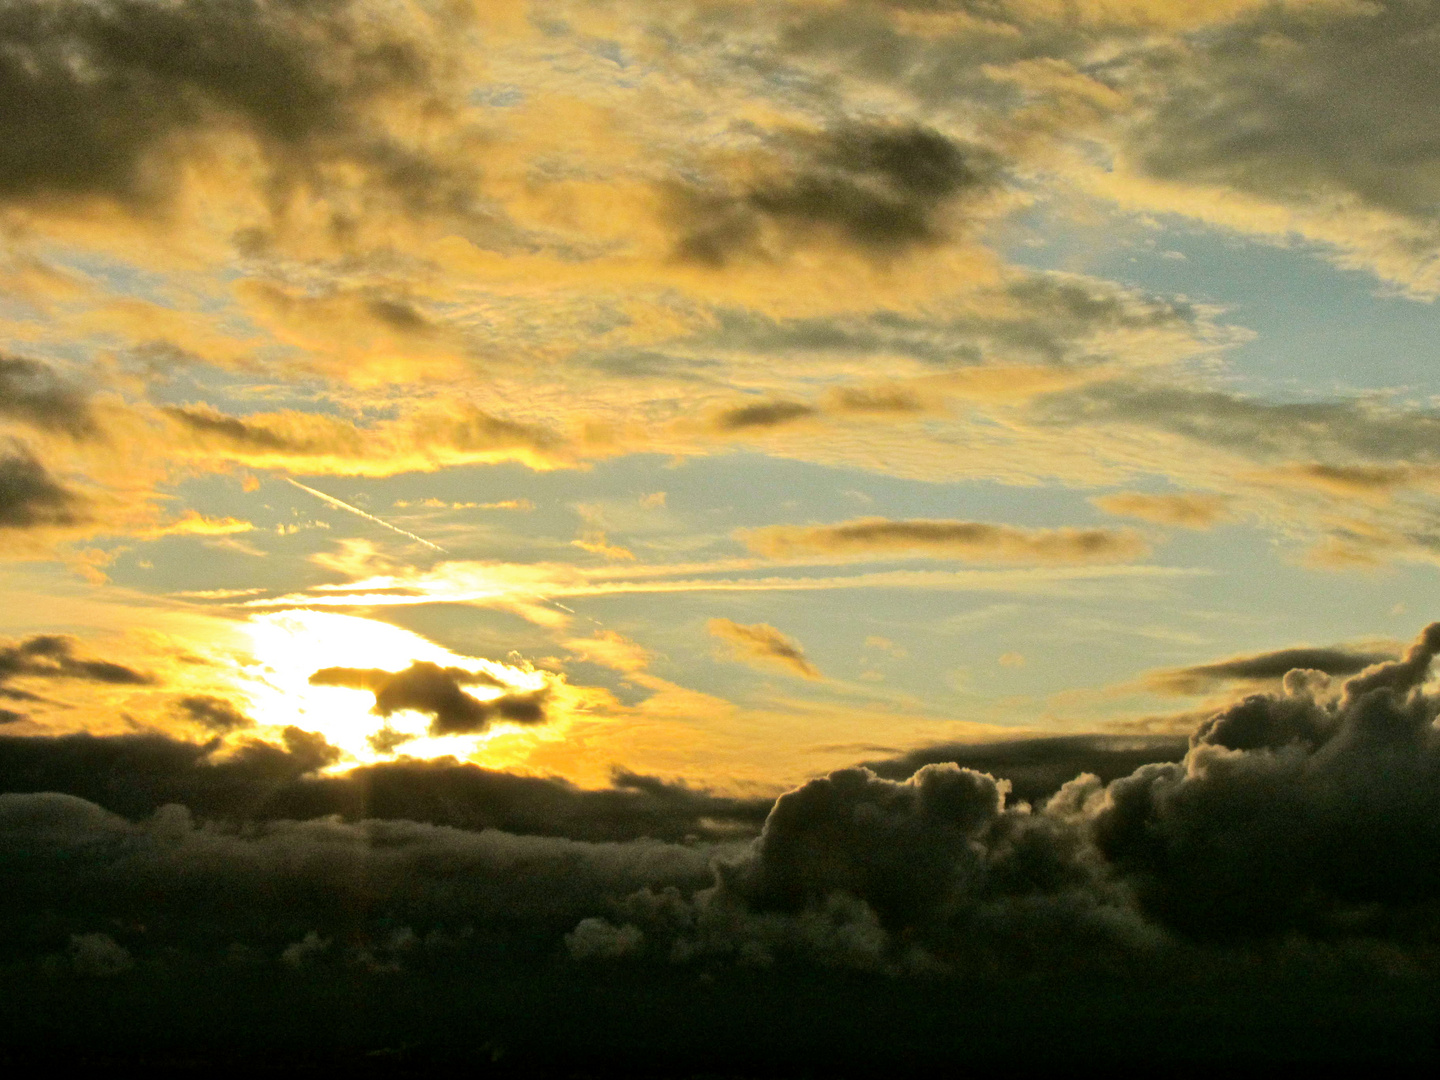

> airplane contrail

[{"left": 282, "top": 477, "right": 448, "bottom": 553}]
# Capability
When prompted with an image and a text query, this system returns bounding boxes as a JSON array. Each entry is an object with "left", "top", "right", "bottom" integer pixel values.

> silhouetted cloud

[
  {"left": 740, "top": 517, "right": 1149, "bottom": 562},
  {"left": 861, "top": 734, "right": 1188, "bottom": 805},
  {"left": 708, "top": 618, "right": 821, "bottom": 680},
  {"left": 0, "top": 731, "right": 771, "bottom": 842},
  {"left": 0, "top": 635, "right": 150, "bottom": 698},
  {"left": 176, "top": 694, "right": 254, "bottom": 732},
  {"left": 309, "top": 661, "right": 547, "bottom": 735}
]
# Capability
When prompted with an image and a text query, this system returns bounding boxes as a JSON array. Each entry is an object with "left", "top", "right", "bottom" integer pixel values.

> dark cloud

[
  {"left": 0, "top": 447, "right": 86, "bottom": 529},
  {"left": 673, "top": 123, "right": 1002, "bottom": 264},
  {"left": 0, "top": 0, "right": 453, "bottom": 214},
  {"left": 0, "top": 356, "right": 96, "bottom": 438},
  {"left": 862, "top": 734, "right": 1188, "bottom": 805},
  {"left": 1088, "top": 622, "right": 1440, "bottom": 938},
  {"left": 176, "top": 694, "right": 253, "bottom": 732},
  {"left": 740, "top": 516, "right": 1149, "bottom": 562},
  {"left": 0, "top": 730, "right": 772, "bottom": 843},
  {"left": 1126, "top": 1, "right": 1440, "bottom": 240},
  {"left": 1035, "top": 378, "right": 1440, "bottom": 465},
  {"left": 712, "top": 400, "right": 818, "bottom": 431},
  {"left": 163, "top": 404, "right": 302, "bottom": 453},
  {"left": 9, "top": 618, "right": 1440, "bottom": 1064},
  {"left": 0, "top": 634, "right": 151, "bottom": 692},
  {"left": 309, "top": 661, "right": 547, "bottom": 735},
  {"left": 1144, "top": 646, "right": 1395, "bottom": 695}
]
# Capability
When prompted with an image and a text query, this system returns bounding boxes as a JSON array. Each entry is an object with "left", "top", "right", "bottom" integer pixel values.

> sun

[{"left": 235, "top": 609, "right": 550, "bottom": 767}]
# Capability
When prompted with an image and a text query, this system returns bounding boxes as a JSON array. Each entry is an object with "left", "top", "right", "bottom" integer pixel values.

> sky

[{"left": 5, "top": 0, "right": 1440, "bottom": 1067}]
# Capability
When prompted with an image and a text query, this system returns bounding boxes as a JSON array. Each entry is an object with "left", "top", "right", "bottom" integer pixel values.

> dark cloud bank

[{"left": 8, "top": 630, "right": 1440, "bottom": 1067}]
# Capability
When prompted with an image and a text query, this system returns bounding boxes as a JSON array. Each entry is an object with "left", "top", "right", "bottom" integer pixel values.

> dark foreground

[{"left": 3, "top": 962, "right": 1439, "bottom": 1074}]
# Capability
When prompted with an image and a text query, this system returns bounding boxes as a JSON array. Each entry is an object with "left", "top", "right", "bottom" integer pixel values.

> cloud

[
  {"left": 0, "top": 787, "right": 723, "bottom": 949},
  {"left": 708, "top": 619, "right": 821, "bottom": 680},
  {"left": 0, "top": 356, "right": 96, "bottom": 438},
  {"left": 861, "top": 734, "right": 1188, "bottom": 806},
  {"left": 1083, "top": 621, "right": 1440, "bottom": 937},
  {"left": 0, "top": 0, "right": 470, "bottom": 225},
  {"left": 1113, "top": 0, "right": 1440, "bottom": 291},
  {"left": 9, "top": 619, "right": 1440, "bottom": 1003},
  {"left": 712, "top": 400, "right": 819, "bottom": 432},
  {"left": 308, "top": 661, "right": 548, "bottom": 736},
  {"left": 1142, "top": 645, "right": 1396, "bottom": 696},
  {"left": 0, "top": 730, "right": 773, "bottom": 843},
  {"left": 1091, "top": 491, "right": 1233, "bottom": 529},
  {"left": 176, "top": 694, "right": 253, "bottom": 733},
  {"left": 672, "top": 123, "right": 1003, "bottom": 265},
  {"left": 163, "top": 401, "right": 570, "bottom": 475},
  {"left": 0, "top": 446, "right": 86, "bottom": 530},
  {"left": 1034, "top": 378, "right": 1440, "bottom": 467},
  {"left": 0, "top": 635, "right": 151, "bottom": 705},
  {"left": 739, "top": 517, "right": 1150, "bottom": 563}
]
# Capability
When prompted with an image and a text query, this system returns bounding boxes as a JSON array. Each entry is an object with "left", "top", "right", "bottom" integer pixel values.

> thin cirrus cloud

[
  {"left": 1090, "top": 492, "right": 1234, "bottom": 529},
  {"left": 708, "top": 618, "right": 822, "bottom": 680},
  {"left": 737, "top": 517, "right": 1151, "bottom": 563}
]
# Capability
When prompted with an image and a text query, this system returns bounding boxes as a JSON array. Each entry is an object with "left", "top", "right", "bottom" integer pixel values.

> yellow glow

[{"left": 237, "top": 609, "right": 549, "bottom": 767}]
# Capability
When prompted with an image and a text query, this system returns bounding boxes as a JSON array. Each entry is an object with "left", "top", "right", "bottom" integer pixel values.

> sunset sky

[{"left": 6, "top": 0, "right": 1440, "bottom": 1066}]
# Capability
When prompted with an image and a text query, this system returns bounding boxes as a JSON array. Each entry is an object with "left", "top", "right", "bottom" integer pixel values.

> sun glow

[{"left": 237, "top": 609, "right": 551, "bottom": 767}]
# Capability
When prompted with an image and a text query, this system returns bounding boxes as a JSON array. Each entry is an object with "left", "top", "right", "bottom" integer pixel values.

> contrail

[{"left": 282, "top": 477, "right": 448, "bottom": 553}]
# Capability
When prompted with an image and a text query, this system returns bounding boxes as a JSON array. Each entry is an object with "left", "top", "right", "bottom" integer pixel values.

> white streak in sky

[{"left": 282, "top": 478, "right": 448, "bottom": 553}]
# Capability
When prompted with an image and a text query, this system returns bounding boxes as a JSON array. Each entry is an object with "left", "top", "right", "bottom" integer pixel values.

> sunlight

[{"left": 237, "top": 609, "right": 549, "bottom": 767}]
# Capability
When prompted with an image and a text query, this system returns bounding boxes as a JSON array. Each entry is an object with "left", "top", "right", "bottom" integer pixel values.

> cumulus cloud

[
  {"left": 739, "top": 517, "right": 1150, "bottom": 563},
  {"left": 861, "top": 734, "right": 1188, "bottom": 806},
  {"left": 1084, "top": 622, "right": 1440, "bottom": 937},
  {"left": 11, "top": 621, "right": 1440, "bottom": 987},
  {"left": 308, "top": 661, "right": 547, "bottom": 736},
  {"left": 708, "top": 618, "right": 821, "bottom": 680},
  {"left": 567, "top": 622, "right": 1440, "bottom": 973}
]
